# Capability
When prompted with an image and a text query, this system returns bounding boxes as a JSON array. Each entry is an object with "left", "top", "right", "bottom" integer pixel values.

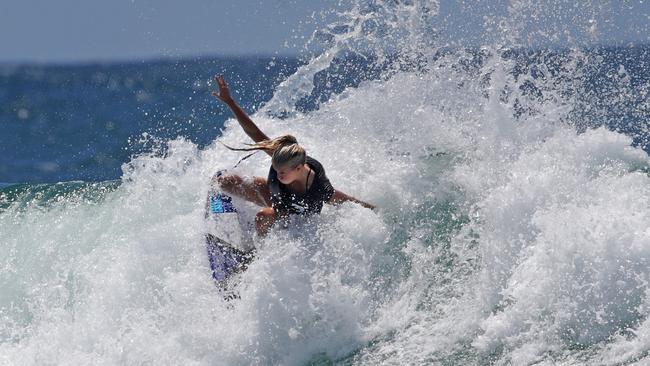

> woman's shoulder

[
  {"left": 306, "top": 156, "right": 325, "bottom": 172},
  {"left": 306, "top": 156, "right": 334, "bottom": 197}
]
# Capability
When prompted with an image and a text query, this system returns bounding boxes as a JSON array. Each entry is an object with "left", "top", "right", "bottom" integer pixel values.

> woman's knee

[
  {"left": 255, "top": 207, "right": 276, "bottom": 236},
  {"left": 256, "top": 207, "right": 276, "bottom": 220},
  {"left": 213, "top": 173, "right": 242, "bottom": 192},
  {"left": 212, "top": 173, "right": 270, "bottom": 207}
]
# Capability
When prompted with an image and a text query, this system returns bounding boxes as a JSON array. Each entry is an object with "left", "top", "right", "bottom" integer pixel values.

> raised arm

[
  {"left": 211, "top": 75, "right": 270, "bottom": 151},
  {"left": 328, "top": 189, "right": 376, "bottom": 211}
]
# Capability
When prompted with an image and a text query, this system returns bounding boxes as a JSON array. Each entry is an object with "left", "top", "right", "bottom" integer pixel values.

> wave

[{"left": 2, "top": 1, "right": 650, "bottom": 365}]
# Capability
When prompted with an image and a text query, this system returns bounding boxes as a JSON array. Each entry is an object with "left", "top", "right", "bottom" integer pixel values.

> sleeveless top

[{"left": 267, "top": 156, "right": 335, "bottom": 215}]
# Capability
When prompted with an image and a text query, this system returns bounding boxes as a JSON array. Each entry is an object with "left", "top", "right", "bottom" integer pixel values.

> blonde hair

[{"left": 223, "top": 134, "right": 306, "bottom": 168}]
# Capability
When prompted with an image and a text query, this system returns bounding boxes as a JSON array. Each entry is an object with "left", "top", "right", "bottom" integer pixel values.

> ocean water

[
  {"left": 2, "top": 1, "right": 650, "bottom": 365},
  {"left": 0, "top": 56, "right": 300, "bottom": 183}
]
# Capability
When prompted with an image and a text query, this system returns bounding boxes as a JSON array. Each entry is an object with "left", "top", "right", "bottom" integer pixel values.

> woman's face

[{"left": 275, "top": 163, "right": 303, "bottom": 185}]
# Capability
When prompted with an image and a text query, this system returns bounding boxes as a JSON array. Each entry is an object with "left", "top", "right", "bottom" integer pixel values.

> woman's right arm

[{"left": 212, "top": 75, "right": 270, "bottom": 145}]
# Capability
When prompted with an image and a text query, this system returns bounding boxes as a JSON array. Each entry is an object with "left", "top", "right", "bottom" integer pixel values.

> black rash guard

[{"left": 267, "top": 156, "right": 335, "bottom": 215}]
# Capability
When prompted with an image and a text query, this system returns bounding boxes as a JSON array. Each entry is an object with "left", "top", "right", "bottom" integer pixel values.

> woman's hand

[
  {"left": 211, "top": 75, "right": 233, "bottom": 104},
  {"left": 210, "top": 73, "right": 270, "bottom": 144}
]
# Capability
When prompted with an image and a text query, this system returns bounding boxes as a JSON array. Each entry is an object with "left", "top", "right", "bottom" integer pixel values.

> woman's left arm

[{"left": 328, "top": 190, "right": 376, "bottom": 211}]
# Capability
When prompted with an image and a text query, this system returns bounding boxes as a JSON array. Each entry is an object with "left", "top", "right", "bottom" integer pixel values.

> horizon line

[
  {"left": 1, "top": 42, "right": 648, "bottom": 68},
  {"left": 0, "top": 51, "right": 308, "bottom": 68}
]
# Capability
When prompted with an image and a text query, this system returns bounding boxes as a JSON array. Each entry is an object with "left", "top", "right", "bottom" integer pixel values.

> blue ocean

[{"left": 2, "top": 2, "right": 650, "bottom": 365}]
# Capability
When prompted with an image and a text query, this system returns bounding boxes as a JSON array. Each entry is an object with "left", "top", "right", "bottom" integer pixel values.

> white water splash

[{"left": 2, "top": 1, "right": 650, "bottom": 365}]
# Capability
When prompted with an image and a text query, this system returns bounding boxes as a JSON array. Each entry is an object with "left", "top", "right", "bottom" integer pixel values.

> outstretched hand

[{"left": 211, "top": 75, "right": 233, "bottom": 103}]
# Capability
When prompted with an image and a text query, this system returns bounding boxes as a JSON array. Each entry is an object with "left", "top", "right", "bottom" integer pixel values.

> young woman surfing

[{"left": 211, "top": 75, "right": 375, "bottom": 236}]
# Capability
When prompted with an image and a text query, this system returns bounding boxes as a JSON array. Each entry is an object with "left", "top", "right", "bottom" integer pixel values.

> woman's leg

[
  {"left": 213, "top": 173, "right": 272, "bottom": 207},
  {"left": 255, "top": 207, "right": 276, "bottom": 236},
  {"left": 214, "top": 173, "right": 277, "bottom": 236}
]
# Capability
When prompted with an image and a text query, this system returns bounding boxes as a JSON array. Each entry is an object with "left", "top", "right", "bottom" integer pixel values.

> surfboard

[{"left": 204, "top": 187, "right": 255, "bottom": 294}]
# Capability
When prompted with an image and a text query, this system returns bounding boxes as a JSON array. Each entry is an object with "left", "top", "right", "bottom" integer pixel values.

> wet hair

[{"left": 222, "top": 134, "right": 306, "bottom": 169}]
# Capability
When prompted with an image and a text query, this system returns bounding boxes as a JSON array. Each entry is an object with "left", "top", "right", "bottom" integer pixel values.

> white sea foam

[{"left": 2, "top": 1, "right": 650, "bottom": 365}]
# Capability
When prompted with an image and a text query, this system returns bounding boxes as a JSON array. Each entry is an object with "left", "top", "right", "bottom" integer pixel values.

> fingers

[
  {"left": 214, "top": 74, "right": 227, "bottom": 88},
  {"left": 211, "top": 74, "right": 231, "bottom": 102}
]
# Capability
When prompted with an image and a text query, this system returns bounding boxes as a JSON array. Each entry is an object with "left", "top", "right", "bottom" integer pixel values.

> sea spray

[{"left": 2, "top": 1, "right": 650, "bottom": 365}]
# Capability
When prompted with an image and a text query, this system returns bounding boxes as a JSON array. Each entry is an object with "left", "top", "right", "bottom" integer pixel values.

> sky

[
  {"left": 0, "top": 1, "right": 648, "bottom": 64},
  {"left": 0, "top": 0, "right": 337, "bottom": 63}
]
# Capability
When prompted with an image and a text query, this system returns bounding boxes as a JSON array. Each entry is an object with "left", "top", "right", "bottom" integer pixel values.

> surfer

[{"left": 211, "top": 75, "right": 375, "bottom": 236}]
